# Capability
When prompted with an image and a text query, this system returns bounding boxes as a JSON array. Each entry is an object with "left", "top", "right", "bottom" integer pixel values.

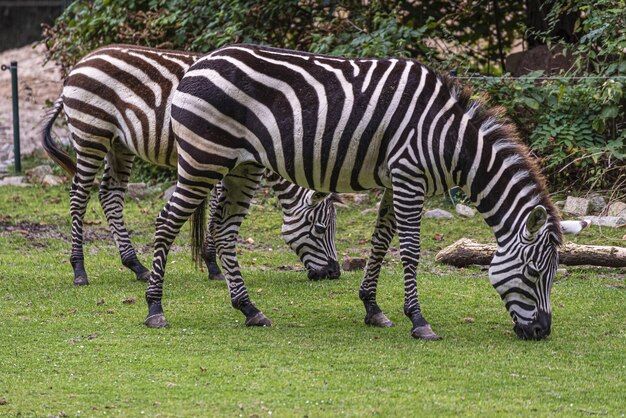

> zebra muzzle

[
  {"left": 307, "top": 260, "right": 341, "bottom": 280},
  {"left": 513, "top": 311, "right": 551, "bottom": 340}
]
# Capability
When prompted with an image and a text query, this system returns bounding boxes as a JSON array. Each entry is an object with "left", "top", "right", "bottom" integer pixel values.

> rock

[
  {"left": 588, "top": 193, "right": 607, "bottom": 215},
  {"left": 0, "top": 176, "right": 30, "bottom": 187},
  {"left": 583, "top": 216, "right": 626, "bottom": 228},
  {"left": 424, "top": 208, "right": 453, "bottom": 219},
  {"left": 0, "top": 162, "right": 8, "bottom": 175},
  {"left": 41, "top": 174, "right": 64, "bottom": 186},
  {"left": 360, "top": 208, "right": 378, "bottom": 216},
  {"left": 341, "top": 257, "right": 367, "bottom": 271},
  {"left": 126, "top": 182, "right": 153, "bottom": 200},
  {"left": 25, "top": 164, "right": 53, "bottom": 184},
  {"left": 162, "top": 184, "right": 176, "bottom": 201},
  {"left": 607, "top": 202, "right": 626, "bottom": 218},
  {"left": 349, "top": 193, "right": 369, "bottom": 204},
  {"left": 455, "top": 203, "right": 476, "bottom": 218},
  {"left": 563, "top": 196, "right": 590, "bottom": 217}
]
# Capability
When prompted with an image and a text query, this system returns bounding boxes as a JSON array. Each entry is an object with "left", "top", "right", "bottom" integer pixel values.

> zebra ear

[
  {"left": 524, "top": 205, "right": 548, "bottom": 239},
  {"left": 328, "top": 193, "right": 347, "bottom": 208}
]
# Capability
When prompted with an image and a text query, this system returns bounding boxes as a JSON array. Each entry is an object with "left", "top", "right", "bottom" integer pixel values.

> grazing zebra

[
  {"left": 41, "top": 44, "right": 340, "bottom": 287},
  {"left": 148, "top": 44, "right": 563, "bottom": 340}
]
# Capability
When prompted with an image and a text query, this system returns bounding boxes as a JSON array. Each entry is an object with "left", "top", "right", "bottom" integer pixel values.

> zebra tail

[
  {"left": 190, "top": 198, "right": 207, "bottom": 268},
  {"left": 42, "top": 96, "right": 76, "bottom": 177}
]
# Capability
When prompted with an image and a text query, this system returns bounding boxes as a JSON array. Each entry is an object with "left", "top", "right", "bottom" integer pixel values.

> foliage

[
  {"left": 473, "top": 72, "right": 626, "bottom": 192},
  {"left": 468, "top": 0, "right": 626, "bottom": 193},
  {"left": 43, "top": 0, "right": 530, "bottom": 75}
]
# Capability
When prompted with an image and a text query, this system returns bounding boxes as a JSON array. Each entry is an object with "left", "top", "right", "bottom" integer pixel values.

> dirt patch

[
  {"left": 0, "top": 43, "right": 66, "bottom": 161},
  {"left": 0, "top": 220, "right": 112, "bottom": 247}
]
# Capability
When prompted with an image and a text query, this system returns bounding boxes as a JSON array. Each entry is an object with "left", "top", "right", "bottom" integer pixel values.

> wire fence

[{"left": 453, "top": 75, "right": 626, "bottom": 81}]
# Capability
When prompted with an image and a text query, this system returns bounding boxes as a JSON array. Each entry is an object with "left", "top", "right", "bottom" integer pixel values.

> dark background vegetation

[{"left": 41, "top": 0, "right": 625, "bottom": 196}]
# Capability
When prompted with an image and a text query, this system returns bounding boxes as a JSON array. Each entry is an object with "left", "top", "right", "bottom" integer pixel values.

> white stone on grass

[
  {"left": 424, "top": 208, "right": 454, "bottom": 219},
  {"left": 455, "top": 203, "right": 476, "bottom": 218}
]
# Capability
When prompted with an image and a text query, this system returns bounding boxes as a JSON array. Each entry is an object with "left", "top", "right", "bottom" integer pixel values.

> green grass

[{"left": 0, "top": 185, "right": 624, "bottom": 417}]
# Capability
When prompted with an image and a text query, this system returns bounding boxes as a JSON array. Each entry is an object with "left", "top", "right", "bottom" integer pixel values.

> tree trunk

[{"left": 435, "top": 238, "right": 626, "bottom": 268}]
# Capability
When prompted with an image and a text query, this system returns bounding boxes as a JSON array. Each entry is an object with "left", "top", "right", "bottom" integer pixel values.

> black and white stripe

[
  {"left": 150, "top": 44, "right": 563, "bottom": 339},
  {"left": 42, "top": 44, "right": 340, "bottom": 287}
]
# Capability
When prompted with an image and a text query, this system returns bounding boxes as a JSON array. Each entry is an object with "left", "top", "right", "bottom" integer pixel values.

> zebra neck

[{"left": 456, "top": 141, "right": 548, "bottom": 248}]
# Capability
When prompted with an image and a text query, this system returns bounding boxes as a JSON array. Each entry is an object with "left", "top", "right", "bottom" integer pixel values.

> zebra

[
  {"left": 41, "top": 44, "right": 340, "bottom": 287},
  {"left": 146, "top": 43, "right": 564, "bottom": 340}
]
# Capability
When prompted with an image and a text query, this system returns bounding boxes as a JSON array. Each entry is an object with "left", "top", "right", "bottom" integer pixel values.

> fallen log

[{"left": 435, "top": 238, "right": 626, "bottom": 268}]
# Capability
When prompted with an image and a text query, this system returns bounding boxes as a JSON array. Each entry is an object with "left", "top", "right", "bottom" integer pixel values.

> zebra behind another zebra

[
  {"left": 41, "top": 44, "right": 340, "bottom": 287},
  {"left": 151, "top": 44, "right": 566, "bottom": 340}
]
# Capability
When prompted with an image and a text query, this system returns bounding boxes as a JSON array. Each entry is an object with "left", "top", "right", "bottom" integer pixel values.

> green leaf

[
  {"left": 522, "top": 97, "right": 540, "bottom": 110},
  {"left": 600, "top": 105, "right": 619, "bottom": 119}
]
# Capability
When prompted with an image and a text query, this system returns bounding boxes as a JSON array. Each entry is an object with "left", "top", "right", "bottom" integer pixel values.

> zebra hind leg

[
  {"left": 213, "top": 164, "right": 271, "bottom": 326},
  {"left": 98, "top": 150, "right": 150, "bottom": 282},
  {"left": 391, "top": 175, "right": 441, "bottom": 340},
  {"left": 68, "top": 140, "right": 108, "bottom": 285},
  {"left": 360, "top": 188, "right": 395, "bottom": 328},
  {"left": 202, "top": 184, "right": 225, "bottom": 280},
  {"left": 145, "top": 180, "right": 213, "bottom": 328}
]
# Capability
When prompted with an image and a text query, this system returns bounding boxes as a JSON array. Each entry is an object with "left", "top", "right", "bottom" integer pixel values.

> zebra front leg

[
  {"left": 145, "top": 182, "right": 212, "bottom": 328},
  {"left": 214, "top": 164, "right": 270, "bottom": 326},
  {"left": 99, "top": 151, "right": 150, "bottom": 282},
  {"left": 360, "top": 188, "right": 396, "bottom": 328},
  {"left": 69, "top": 145, "right": 108, "bottom": 285},
  {"left": 391, "top": 177, "right": 441, "bottom": 340},
  {"left": 202, "top": 185, "right": 224, "bottom": 280}
]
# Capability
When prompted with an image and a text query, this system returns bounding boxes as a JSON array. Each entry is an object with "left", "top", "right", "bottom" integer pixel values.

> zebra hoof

[
  {"left": 208, "top": 272, "right": 225, "bottom": 281},
  {"left": 365, "top": 312, "right": 394, "bottom": 327},
  {"left": 136, "top": 270, "right": 151, "bottom": 282},
  {"left": 245, "top": 312, "right": 272, "bottom": 327},
  {"left": 411, "top": 324, "right": 442, "bottom": 340},
  {"left": 73, "top": 276, "right": 89, "bottom": 286},
  {"left": 145, "top": 313, "right": 169, "bottom": 328}
]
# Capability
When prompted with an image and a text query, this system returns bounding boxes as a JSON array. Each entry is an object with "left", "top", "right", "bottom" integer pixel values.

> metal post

[{"left": 1, "top": 61, "right": 20, "bottom": 174}]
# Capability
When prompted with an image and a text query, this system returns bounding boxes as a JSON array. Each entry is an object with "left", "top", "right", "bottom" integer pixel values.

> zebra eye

[
  {"left": 525, "top": 263, "right": 540, "bottom": 281},
  {"left": 312, "top": 223, "right": 326, "bottom": 236}
]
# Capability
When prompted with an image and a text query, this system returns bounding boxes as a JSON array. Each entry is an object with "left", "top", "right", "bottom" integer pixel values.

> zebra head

[
  {"left": 489, "top": 205, "right": 560, "bottom": 340},
  {"left": 281, "top": 191, "right": 341, "bottom": 280}
]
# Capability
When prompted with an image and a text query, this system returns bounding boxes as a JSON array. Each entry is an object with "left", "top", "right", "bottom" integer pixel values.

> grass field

[{"left": 0, "top": 183, "right": 624, "bottom": 417}]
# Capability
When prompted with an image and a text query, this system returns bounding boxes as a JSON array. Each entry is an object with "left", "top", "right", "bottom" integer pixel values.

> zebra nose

[
  {"left": 535, "top": 310, "right": 551, "bottom": 337},
  {"left": 307, "top": 269, "right": 323, "bottom": 281},
  {"left": 326, "top": 260, "right": 341, "bottom": 280}
]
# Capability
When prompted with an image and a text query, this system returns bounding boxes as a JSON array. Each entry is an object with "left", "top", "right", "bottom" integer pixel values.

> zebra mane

[{"left": 440, "top": 74, "right": 562, "bottom": 246}]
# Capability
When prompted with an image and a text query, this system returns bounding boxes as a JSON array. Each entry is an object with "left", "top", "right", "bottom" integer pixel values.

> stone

[
  {"left": 607, "top": 202, "right": 626, "bottom": 218},
  {"left": 588, "top": 193, "right": 607, "bottom": 215},
  {"left": 455, "top": 203, "right": 476, "bottom": 218},
  {"left": 41, "top": 174, "right": 65, "bottom": 186},
  {"left": 583, "top": 216, "right": 626, "bottom": 228},
  {"left": 25, "top": 164, "right": 53, "bottom": 184},
  {"left": 563, "top": 196, "right": 590, "bottom": 217},
  {"left": 0, "top": 176, "right": 30, "bottom": 187},
  {"left": 126, "top": 182, "right": 153, "bottom": 200},
  {"left": 162, "top": 184, "right": 176, "bottom": 201},
  {"left": 349, "top": 193, "right": 369, "bottom": 204},
  {"left": 341, "top": 257, "right": 367, "bottom": 271},
  {"left": 424, "top": 208, "right": 454, "bottom": 219},
  {"left": 360, "top": 208, "right": 378, "bottom": 216}
]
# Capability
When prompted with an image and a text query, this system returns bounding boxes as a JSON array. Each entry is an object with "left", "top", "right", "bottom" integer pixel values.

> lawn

[{"left": 0, "top": 183, "right": 624, "bottom": 417}]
